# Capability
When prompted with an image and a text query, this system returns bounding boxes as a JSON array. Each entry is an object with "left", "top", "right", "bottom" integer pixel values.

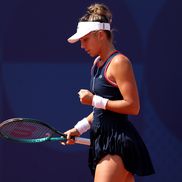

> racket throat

[{"left": 49, "top": 136, "right": 66, "bottom": 142}]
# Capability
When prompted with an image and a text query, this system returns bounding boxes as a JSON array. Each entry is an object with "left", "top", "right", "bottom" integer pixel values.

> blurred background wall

[{"left": 0, "top": 0, "right": 181, "bottom": 181}]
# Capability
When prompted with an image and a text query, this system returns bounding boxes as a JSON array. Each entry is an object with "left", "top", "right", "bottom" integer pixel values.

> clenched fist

[{"left": 78, "top": 89, "right": 94, "bottom": 106}]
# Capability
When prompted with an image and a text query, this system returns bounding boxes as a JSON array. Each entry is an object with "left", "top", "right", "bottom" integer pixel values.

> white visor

[{"left": 67, "top": 22, "right": 111, "bottom": 43}]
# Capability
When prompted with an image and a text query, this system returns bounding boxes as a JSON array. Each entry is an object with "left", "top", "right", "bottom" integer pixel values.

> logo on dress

[{"left": 98, "top": 75, "right": 103, "bottom": 79}]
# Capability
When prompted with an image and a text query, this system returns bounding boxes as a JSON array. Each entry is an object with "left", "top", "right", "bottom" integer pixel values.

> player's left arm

[{"left": 106, "top": 55, "right": 140, "bottom": 115}]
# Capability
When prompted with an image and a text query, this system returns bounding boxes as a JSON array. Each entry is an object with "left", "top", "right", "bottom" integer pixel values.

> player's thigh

[{"left": 94, "top": 154, "right": 134, "bottom": 182}]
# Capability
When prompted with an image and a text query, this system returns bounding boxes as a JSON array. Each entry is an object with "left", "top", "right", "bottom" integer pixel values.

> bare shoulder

[{"left": 111, "top": 54, "right": 132, "bottom": 69}]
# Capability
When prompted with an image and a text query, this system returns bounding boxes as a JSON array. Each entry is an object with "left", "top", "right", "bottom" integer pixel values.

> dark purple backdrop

[{"left": 0, "top": 0, "right": 182, "bottom": 181}]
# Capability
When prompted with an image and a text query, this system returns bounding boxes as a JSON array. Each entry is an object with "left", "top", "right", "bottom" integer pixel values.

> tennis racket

[{"left": 0, "top": 118, "right": 90, "bottom": 146}]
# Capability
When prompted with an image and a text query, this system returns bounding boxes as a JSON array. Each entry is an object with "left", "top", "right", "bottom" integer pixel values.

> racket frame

[{"left": 0, "top": 118, "right": 90, "bottom": 145}]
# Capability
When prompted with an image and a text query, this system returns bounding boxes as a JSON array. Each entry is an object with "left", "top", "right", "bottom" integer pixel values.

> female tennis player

[{"left": 64, "top": 3, "right": 155, "bottom": 182}]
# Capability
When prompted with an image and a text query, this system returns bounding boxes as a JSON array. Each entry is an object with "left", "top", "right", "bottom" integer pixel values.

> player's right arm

[{"left": 63, "top": 112, "right": 93, "bottom": 144}]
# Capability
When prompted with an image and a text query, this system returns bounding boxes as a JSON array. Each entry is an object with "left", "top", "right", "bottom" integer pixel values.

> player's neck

[{"left": 99, "top": 44, "right": 116, "bottom": 63}]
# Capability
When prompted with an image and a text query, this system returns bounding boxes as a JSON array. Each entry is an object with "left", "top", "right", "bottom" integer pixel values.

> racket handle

[{"left": 75, "top": 137, "right": 90, "bottom": 146}]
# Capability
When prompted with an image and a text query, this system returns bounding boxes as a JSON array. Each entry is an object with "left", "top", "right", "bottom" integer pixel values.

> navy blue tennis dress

[{"left": 88, "top": 51, "right": 155, "bottom": 176}]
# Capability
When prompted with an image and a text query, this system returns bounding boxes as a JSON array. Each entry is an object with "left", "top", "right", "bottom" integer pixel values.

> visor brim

[{"left": 67, "top": 31, "right": 90, "bottom": 43}]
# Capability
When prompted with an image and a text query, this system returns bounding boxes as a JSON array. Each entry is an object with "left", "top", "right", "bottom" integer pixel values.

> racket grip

[{"left": 75, "top": 137, "right": 90, "bottom": 146}]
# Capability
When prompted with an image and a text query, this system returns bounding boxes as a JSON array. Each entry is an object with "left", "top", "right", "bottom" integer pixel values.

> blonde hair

[{"left": 79, "top": 3, "right": 113, "bottom": 40}]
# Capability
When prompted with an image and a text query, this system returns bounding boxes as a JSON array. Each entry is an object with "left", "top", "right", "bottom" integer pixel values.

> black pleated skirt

[{"left": 88, "top": 110, "right": 155, "bottom": 176}]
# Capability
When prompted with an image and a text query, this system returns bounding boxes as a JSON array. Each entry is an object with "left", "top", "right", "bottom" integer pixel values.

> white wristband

[
  {"left": 74, "top": 118, "right": 91, "bottom": 135},
  {"left": 92, "top": 95, "right": 108, "bottom": 110}
]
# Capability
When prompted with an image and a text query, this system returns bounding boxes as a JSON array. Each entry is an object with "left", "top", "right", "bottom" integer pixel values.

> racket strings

[{"left": 0, "top": 122, "right": 53, "bottom": 139}]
